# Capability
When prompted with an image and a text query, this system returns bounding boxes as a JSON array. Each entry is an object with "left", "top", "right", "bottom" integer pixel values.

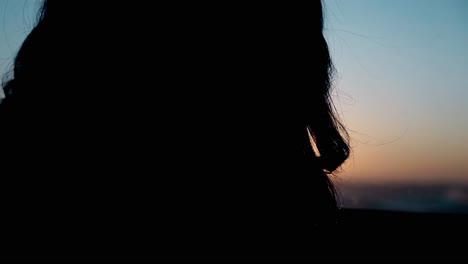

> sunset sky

[
  {"left": 324, "top": 0, "right": 468, "bottom": 185},
  {"left": 1, "top": 0, "right": 467, "bottom": 186}
]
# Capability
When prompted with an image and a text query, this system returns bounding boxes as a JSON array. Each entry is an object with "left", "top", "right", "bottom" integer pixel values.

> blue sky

[
  {"left": 323, "top": 0, "right": 468, "bottom": 184},
  {"left": 1, "top": 0, "right": 467, "bottom": 185},
  {"left": 0, "top": 0, "right": 39, "bottom": 100}
]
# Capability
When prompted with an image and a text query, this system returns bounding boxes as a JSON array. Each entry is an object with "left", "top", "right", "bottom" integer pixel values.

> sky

[
  {"left": 323, "top": 0, "right": 468, "bottom": 185},
  {"left": 0, "top": 0, "right": 40, "bottom": 100},
  {"left": 1, "top": 0, "right": 467, "bottom": 188}
]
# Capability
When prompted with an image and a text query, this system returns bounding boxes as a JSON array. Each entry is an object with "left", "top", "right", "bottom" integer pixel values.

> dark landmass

[
  {"left": 332, "top": 182, "right": 468, "bottom": 260},
  {"left": 333, "top": 208, "right": 468, "bottom": 261},
  {"left": 339, "top": 182, "right": 468, "bottom": 214}
]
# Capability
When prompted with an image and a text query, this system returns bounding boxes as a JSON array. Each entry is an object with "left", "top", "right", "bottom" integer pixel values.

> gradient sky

[
  {"left": 323, "top": 0, "right": 468, "bottom": 185},
  {"left": 1, "top": 0, "right": 467, "bottom": 185}
]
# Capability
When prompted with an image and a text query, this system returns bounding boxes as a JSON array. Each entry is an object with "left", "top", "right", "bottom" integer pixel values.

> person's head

[{"left": 1, "top": 0, "right": 349, "bottom": 225}]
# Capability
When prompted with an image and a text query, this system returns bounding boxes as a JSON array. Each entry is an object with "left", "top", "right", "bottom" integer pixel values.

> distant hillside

[{"left": 337, "top": 182, "right": 468, "bottom": 214}]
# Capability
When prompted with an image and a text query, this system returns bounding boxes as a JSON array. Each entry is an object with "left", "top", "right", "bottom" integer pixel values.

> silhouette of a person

[{"left": 1, "top": 0, "right": 349, "bottom": 260}]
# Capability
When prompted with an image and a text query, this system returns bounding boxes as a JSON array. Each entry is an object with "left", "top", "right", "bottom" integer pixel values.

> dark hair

[{"left": 1, "top": 0, "right": 350, "bottom": 257}]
